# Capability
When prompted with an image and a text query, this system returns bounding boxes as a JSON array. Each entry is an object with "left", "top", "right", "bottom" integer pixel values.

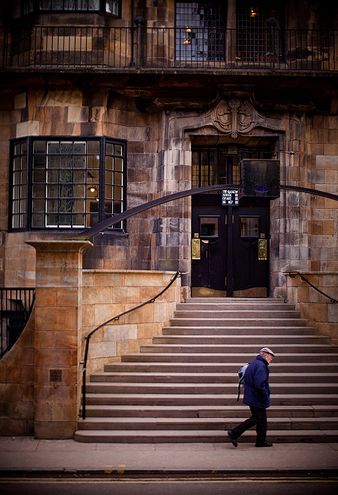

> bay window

[{"left": 10, "top": 136, "right": 126, "bottom": 231}]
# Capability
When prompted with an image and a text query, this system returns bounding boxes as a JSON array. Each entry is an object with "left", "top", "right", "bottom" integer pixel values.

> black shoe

[
  {"left": 227, "top": 430, "right": 238, "bottom": 447},
  {"left": 255, "top": 441, "right": 273, "bottom": 447}
]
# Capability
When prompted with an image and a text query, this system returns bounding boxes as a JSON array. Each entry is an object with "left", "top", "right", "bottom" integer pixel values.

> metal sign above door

[{"left": 222, "top": 189, "right": 239, "bottom": 206}]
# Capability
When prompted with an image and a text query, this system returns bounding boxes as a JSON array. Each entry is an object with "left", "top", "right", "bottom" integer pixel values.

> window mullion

[{"left": 99, "top": 137, "right": 105, "bottom": 223}]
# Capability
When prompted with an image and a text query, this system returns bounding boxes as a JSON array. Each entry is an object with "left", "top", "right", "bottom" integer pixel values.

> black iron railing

[
  {"left": 286, "top": 272, "right": 337, "bottom": 304},
  {"left": 1, "top": 26, "right": 337, "bottom": 72},
  {"left": 80, "top": 270, "right": 182, "bottom": 419},
  {"left": 0, "top": 288, "right": 35, "bottom": 357}
]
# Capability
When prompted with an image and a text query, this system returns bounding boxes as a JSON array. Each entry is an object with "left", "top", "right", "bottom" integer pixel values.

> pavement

[{"left": 0, "top": 436, "right": 338, "bottom": 475}]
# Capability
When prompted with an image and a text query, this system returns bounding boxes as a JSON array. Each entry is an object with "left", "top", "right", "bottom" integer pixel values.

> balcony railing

[{"left": 1, "top": 26, "right": 338, "bottom": 72}]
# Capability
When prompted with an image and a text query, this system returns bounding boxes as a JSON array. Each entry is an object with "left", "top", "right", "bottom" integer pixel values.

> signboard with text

[{"left": 222, "top": 189, "right": 239, "bottom": 206}]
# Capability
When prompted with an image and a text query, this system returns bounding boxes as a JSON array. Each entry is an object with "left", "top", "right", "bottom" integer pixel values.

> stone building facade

[{"left": 0, "top": 0, "right": 337, "bottom": 437}]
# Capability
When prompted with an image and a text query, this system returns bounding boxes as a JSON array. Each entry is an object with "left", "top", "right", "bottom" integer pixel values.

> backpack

[{"left": 237, "top": 363, "right": 249, "bottom": 401}]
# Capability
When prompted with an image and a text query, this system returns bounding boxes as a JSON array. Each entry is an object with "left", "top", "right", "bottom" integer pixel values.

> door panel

[
  {"left": 191, "top": 198, "right": 269, "bottom": 296},
  {"left": 191, "top": 206, "right": 227, "bottom": 291},
  {"left": 232, "top": 206, "right": 269, "bottom": 293}
]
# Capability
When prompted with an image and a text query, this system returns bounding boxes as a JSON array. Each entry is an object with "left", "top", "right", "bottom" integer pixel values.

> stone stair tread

[
  {"left": 79, "top": 416, "right": 338, "bottom": 424},
  {"left": 163, "top": 326, "right": 318, "bottom": 335},
  {"left": 86, "top": 393, "right": 338, "bottom": 399},
  {"left": 105, "top": 363, "right": 338, "bottom": 373},
  {"left": 92, "top": 372, "right": 338, "bottom": 378},
  {"left": 154, "top": 336, "right": 329, "bottom": 342},
  {"left": 123, "top": 352, "right": 338, "bottom": 356},
  {"left": 87, "top": 382, "right": 337, "bottom": 388},
  {"left": 141, "top": 344, "right": 337, "bottom": 350},
  {"left": 84, "top": 404, "right": 338, "bottom": 411},
  {"left": 170, "top": 318, "right": 307, "bottom": 322},
  {"left": 74, "top": 429, "right": 338, "bottom": 438},
  {"left": 106, "top": 362, "right": 337, "bottom": 368},
  {"left": 162, "top": 330, "right": 318, "bottom": 336}
]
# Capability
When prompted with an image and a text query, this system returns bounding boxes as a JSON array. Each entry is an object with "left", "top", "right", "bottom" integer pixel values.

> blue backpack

[{"left": 237, "top": 363, "right": 249, "bottom": 401}]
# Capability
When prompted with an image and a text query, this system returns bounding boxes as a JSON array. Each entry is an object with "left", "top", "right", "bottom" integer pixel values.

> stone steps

[
  {"left": 140, "top": 344, "right": 338, "bottom": 353},
  {"left": 75, "top": 297, "right": 338, "bottom": 443},
  {"left": 75, "top": 429, "right": 338, "bottom": 443},
  {"left": 173, "top": 310, "right": 301, "bottom": 318},
  {"left": 86, "top": 383, "right": 338, "bottom": 395},
  {"left": 154, "top": 335, "right": 330, "bottom": 344},
  {"left": 121, "top": 353, "right": 338, "bottom": 363},
  {"left": 83, "top": 402, "right": 338, "bottom": 419},
  {"left": 104, "top": 362, "right": 338, "bottom": 373},
  {"left": 85, "top": 393, "right": 338, "bottom": 406},
  {"left": 83, "top": 404, "right": 338, "bottom": 418},
  {"left": 170, "top": 318, "right": 309, "bottom": 326},
  {"left": 77, "top": 416, "right": 338, "bottom": 430},
  {"left": 162, "top": 326, "right": 317, "bottom": 335},
  {"left": 90, "top": 372, "right": 338, "bottom": 384}
]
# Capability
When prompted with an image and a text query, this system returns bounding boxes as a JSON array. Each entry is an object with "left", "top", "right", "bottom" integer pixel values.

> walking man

[{"left": 227, "top": 347, "right": 275, "bottom": 448}]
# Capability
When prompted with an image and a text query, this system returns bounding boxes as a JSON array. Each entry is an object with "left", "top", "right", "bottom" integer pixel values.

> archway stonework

[{"left": 162, "top": 98, "right": 287, "bottom": 289}]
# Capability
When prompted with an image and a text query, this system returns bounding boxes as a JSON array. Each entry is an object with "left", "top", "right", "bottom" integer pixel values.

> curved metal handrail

[
  {"left": 286, "top": 272, "right": 337, "bottom": 304},
  {"left": 80, "top": 270, "right": 183, "bottom": 419}
]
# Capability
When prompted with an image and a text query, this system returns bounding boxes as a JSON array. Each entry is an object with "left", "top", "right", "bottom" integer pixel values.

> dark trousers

[{"left": 231, "top": 406, "right": 267, "bottom": 445}]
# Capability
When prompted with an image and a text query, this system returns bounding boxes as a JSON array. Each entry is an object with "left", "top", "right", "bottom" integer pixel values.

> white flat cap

[{"left": 260, "top": 347, "right": 275, "bottom": 357}]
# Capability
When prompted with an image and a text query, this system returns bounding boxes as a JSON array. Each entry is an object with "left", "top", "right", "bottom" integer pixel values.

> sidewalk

[{"left": 1, "top": 437, "right": 338, "bottom": 475}]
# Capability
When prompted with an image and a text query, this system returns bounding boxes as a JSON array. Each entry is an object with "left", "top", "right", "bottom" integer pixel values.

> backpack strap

[{"left": 237, "top": 383, "right": 241, "bottom": 402}]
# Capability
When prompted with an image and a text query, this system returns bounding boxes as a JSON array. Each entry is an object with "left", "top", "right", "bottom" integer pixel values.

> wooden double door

[{"left": 191, "top": 195, "right": 270, "bottom": 297}]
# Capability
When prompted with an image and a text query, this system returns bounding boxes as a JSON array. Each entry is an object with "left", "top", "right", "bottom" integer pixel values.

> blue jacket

[{"left": 243, "top": 355, "right": 271, "bottom": 409}]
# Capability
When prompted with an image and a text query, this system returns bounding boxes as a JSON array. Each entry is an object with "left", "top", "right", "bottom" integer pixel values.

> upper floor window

[
  {"left": 22, "top": 0, "right": 121, "bottom": 17},
  {"left": 192, "top": 146, "right": 274, "bottom": 188},
  {"left": 10, "top": 136, "right": 126, "bottom": 231},
  {"left": 175, "top": 1, "right": 226, "bottom": 62}
]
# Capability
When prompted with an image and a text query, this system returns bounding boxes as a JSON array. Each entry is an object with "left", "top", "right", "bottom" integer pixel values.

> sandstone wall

[
  {"left": 0, "top": 311, "right": 35, "bottom": 435},
  {"left": 285, "top": 272, "right": 338, "bottom": 343},
  {"left": 81, "top": 269, "right": 182, "bottom": 375}
]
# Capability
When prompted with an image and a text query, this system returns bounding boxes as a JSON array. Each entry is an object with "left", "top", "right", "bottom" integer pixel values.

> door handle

[{"left": 258, "top": 238, "right": 268, "bottom": 260}]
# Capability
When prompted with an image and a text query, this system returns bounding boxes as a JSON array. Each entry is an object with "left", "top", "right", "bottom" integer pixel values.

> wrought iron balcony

[{"left": 1, "top": 26, "right": 338, "bottom": 73}]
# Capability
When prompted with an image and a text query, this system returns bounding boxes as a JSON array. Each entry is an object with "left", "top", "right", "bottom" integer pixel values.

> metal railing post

[{"left": 134, "top": 16, "right": 145, "bottom": 68}]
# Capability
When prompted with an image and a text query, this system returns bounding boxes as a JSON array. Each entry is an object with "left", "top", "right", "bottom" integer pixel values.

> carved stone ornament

[{"left": 212, "top": 98, "right": 281, "bottom": 138}]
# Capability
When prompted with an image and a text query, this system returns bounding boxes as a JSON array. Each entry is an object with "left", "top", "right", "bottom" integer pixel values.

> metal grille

[
  {"left": 175, "top": 2, "right": 225, "bottom": 62},
  {"left": 192, "top": 146, "right": 274, "bottom": 188},
  {"left": 236, "top": 0, "right": 283, "bottom": 63}
]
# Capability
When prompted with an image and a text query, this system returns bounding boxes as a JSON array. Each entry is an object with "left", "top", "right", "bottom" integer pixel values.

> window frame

[
  {"left": 21, "top": 0, "right": 121, "bottom": 18},
  {"left": 9, "top": 136, "right": 127, "bottom": 232}
]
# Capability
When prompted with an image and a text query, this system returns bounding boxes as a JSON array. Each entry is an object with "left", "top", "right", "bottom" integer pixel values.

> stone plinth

[{"left": 26, "top": 239, "right": 92, "bottom": 439}]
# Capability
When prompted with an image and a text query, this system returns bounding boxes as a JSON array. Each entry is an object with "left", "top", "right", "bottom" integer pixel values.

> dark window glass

[
  {"left": 175, "top": 2, "right": 226, "bottom": 62},
  {"left": 22, "top": 0, "right": 121, "bottom": 16},
  {"left": 200, "top": 216, "right": 219, "bottom": 237},
  {"left": 192, "top": 145, "right": 273, "bottom": 188},
  {"left": 236, "top": 1, "right": 284, "bottom": 63}
]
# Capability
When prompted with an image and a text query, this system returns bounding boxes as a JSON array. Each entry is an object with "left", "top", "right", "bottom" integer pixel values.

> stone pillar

[{"left": 26, "top": 239, "right": 92, "bottom": 439}]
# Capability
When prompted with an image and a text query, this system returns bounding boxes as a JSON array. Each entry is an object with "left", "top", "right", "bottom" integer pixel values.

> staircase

[{"left": 75, "top": 298, "right": 338, "bottom": 443}]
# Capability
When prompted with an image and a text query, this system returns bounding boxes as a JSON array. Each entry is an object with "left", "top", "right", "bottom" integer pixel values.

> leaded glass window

[{"left": 10, "top": 137, "right": 126, "bottom": 231}]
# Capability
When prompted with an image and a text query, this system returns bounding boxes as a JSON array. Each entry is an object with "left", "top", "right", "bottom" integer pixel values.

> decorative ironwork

[
  {"left": 1, "top": 26, "right": 337, "bottom": 72},
  {"left": 76, "top": 184, "right": 338, "bottom": 240}
]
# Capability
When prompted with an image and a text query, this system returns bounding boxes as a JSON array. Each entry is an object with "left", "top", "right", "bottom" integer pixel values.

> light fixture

[
  {"left": 250, "top": 7, "right": 259, "bottom": 18},
  {"left": 183, "top": 26, "right": 192, "bottom": 45},
  {"left": 88, "top": 186, "right": 97, "bottom": 193}
]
